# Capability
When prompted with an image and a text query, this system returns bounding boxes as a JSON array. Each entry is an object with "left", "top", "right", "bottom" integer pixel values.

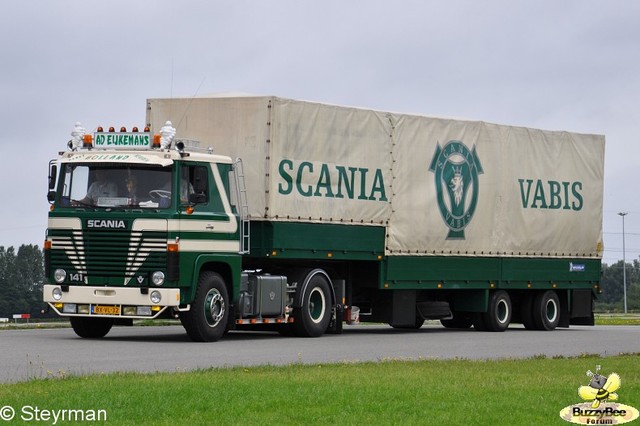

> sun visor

[{"left": 60, "top": 151, "right": 174, "bottom": 167}]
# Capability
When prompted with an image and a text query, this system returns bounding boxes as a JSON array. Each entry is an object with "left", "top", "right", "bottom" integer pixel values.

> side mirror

[
  {"left": 189, "top": 193, "right": 207, "bottom": 204},
  {"left": 48, "top": 163, "right": 57, "bottom": 190},
  {"left": 47, "top": 191, "right": 56, "bottom": 202},
  {"left": 192, "top": 167, "right": 207, "bottom": 194}
]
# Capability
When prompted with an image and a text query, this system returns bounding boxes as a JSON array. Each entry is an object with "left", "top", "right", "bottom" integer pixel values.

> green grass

[
  {"left": 1, "top": 354, "right": 639, "bottom": 425},
  {"left": 595, "top": 314, "right": 640, "bottom": 326}
]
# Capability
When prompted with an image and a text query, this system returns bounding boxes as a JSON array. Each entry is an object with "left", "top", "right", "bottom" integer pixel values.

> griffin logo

[{"left": 429, "top": 140, "right": 483, "bottom": 239}]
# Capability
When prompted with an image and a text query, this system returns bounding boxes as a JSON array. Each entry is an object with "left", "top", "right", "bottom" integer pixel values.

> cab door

[{"left": 178, "top": 162, "right": 239, "bottom": 254}]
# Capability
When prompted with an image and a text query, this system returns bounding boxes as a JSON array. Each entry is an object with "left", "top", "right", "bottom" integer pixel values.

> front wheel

[
  {"left": 293, "top": 270, "right": 332, "bottom": 338},
  {"left": 70, "top": 317, "right": 114, "bottom": 338},
  {"left": 181, "top": 271, "right": 229, "bottom": 342}
]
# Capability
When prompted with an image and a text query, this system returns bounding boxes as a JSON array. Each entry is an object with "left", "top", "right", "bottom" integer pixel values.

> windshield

[{"left": 58, "top": 164, "right": 173, "bottom": 209}]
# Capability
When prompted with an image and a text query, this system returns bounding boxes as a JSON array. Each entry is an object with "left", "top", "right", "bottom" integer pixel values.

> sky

[{"left": 1, "top": 0, "right": 638, "bottom": 265}]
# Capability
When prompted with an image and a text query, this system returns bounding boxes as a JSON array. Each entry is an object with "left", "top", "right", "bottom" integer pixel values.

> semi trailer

[{"left": 43, "top": 95, "right": 605, "bottom": 341}]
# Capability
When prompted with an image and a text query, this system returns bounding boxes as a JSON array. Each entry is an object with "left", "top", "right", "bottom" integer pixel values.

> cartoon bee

[{"left": 578, "top": 365, "right": 621, "bottom": 408}]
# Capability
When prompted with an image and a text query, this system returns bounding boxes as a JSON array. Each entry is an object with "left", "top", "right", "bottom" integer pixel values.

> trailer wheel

[
  {"left": 70, "top": 317, "right": 113, "bottom": 338},
  {"left": 520, "top": 294, "right": 536, "bottom": 330},
  {"left": 293, "top": 270, "right": 332, "bottom": 338},
  {"left": 181, "top": 271, "right": 229, "bottom": 342},
  {"left": 390, "top": 315, "right": 425, "bottom": 330},
  {"left": 441, "top": 312, "right": 473, "bottom": 329},
  {"left": 532, "top": 290, "right": 560, "bottom": 331},
  {"left": 480, "top": 290, "right": 512, "bottom": 332},
  {"left": 473, "top": 313, "right": 487, "bottom": 331}
]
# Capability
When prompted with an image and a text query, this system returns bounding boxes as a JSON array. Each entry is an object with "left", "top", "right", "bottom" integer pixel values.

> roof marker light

[
  {"left": 132, "top": 127, "right": 139, "bottom": 132},
  {"left": 108, "top": 127, "right": 115, "bottom": 132},
  {"left": 120, "top": 127, "right": 126, "bottom": 132}
]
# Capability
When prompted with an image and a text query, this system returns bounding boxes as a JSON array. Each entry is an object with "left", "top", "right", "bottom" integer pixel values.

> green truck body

[{"left": 43, "top": 96, "right": 604, "bottom": 341}]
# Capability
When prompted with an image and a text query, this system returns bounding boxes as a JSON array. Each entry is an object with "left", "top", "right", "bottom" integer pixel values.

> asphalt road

[{"left": 1, "top": 324, "right": 639, "bottom": 383}]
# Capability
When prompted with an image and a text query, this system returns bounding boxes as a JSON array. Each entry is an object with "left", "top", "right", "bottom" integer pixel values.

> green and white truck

[{"left": 43, "top": 95, "right": 605, "bottom": 341}]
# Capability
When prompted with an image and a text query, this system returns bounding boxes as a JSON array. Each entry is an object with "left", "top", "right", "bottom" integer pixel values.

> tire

[
  {"left": 293, "top": 270, "right": 332, "bottom": 338},
  {"left": 70, "top": 317, "right": 113, "bottom": 338},
  {"left": 390, "top": 315, "right": 425, "bottom": 330},
  {"left": 532, "top": 290, "right": 560, "bottom": 331},
  {"left": 473, "top": 313, "right": 487, "bottom": 331},
  {"left": 520, "top": 294, "right": 536, "bottom": 330},
  {"left": 480, "top": 290, "right": 512, "bottom": 332},
  {"left": 180, "top": 271, "right": 230, "bottom": 342},
  {"left": 441, "top": 312, "right": 474, "bottom": 329}
]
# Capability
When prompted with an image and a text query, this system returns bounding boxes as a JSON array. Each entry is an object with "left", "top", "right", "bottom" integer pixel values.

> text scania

[
  {"left": 278, "top": 159, "right": 387, "bottom": 201},
  {"left": 518, "top": 179, "right": 583, "bottom": 210},
  {"left": 87, "top": 219, "right": 126, "bottom": 229}
]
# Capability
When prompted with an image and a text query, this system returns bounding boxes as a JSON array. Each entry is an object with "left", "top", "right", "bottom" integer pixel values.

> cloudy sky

[{"left": 1, "top": 0, "right": 638, "bottom": 265}]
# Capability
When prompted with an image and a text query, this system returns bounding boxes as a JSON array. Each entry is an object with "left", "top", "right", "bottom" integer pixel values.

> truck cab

[{"left": 44, "top": 122, "right": 248, "bottom": 341}]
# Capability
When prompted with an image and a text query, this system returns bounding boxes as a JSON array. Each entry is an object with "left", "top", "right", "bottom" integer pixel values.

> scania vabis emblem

[{"left": 429, "top": 140, "right": 483, "bottom": 239}]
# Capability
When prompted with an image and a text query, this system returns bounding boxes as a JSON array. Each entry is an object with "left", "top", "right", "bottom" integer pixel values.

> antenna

[{"left": 176, "top": 76, "right": 207, "bottom": 130}]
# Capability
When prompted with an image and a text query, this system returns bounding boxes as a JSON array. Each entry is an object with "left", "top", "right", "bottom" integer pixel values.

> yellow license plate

[{"left": 93, "top": 305, "right": 120, "bottom": 315}]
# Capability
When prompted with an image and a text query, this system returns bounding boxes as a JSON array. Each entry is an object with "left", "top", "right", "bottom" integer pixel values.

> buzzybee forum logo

[
  {"left": 560, "top": 365, "right": 639, "bottom": 424},
  {"left": 429, "top": 140, "right": 483, "bottom": 239}
]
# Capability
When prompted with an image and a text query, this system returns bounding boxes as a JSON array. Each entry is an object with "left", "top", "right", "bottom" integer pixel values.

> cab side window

[{"left": 182, "top": 165, "right": 208, "bottom": 204}]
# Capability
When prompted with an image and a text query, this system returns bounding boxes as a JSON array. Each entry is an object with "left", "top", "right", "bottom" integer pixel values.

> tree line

[
  {"left": 0, "top": 244, "right": 637, "bottom": 317},
  {"left": 598, "top": 259, "right": 640, "bottom": 312},
  {"left": 0, "top": 245, "right": 46, "bottom": 318}
]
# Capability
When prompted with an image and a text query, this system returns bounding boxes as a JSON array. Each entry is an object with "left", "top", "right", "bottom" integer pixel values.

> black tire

[
  {"left": 480, "top": 290, "right": 512, "bottom": 332},
  {"left": 532, "top": 290, "right": 560, "bottom": 331},
  {"left": 441, "top": 312, "right": 474, "bottom": 329},
  {"left": 293, "top": 270, "right": 332, "bottom": 338},
  {"left": 473, "top": 313, "right": 488, "bottom": 331},
  {"left": 180, "top": 271, "right": 230, "bottom": 342},
  {"left": 70, "top": 317, "right": 113, "bottom": 338},
  {"left": 390, "top": 315, "right": 425, "bottom": 330},
  {"left": 520, "top": 293, "right": 536, "bottom": 330}
]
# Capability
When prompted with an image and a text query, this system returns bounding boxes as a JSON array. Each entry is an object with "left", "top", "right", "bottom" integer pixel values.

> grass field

[{"left": 1, "top": 354, "right": 639, "bottom": 425}]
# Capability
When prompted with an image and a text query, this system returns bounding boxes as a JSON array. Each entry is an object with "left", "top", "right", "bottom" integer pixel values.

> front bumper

[{"left": 43, "top": 284, "right": 181, "bottom": 319}]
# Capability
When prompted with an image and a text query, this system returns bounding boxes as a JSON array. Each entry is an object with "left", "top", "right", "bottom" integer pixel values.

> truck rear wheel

[
  {"left": 532, "top": 290, "right": 560, "bottom": 330},
  {"left": 181, "top": 271, "right": 229, "bottom": 342},
  {"left": 293, "top": 270, "right": 332, "bottom": 338},
  {"left": 479, "top": 290, "right": 511, "bottom": 332},
  {"left": 70, "top": 317, "right": 114, "bottom": 338}
]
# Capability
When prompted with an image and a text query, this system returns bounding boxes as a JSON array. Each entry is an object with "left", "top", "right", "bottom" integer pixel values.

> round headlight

[
  {"left": 150, "top": 290, "right": 162, "bottom": 304},
  {"left": 151, "top": 271, "right": 165, "bottom": 286},
  {"left": 52, "top": 287, "right": 63, "bottom": 301},
  {"left": 54, "top": 269, "right": 67, "bottom": 283}
]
